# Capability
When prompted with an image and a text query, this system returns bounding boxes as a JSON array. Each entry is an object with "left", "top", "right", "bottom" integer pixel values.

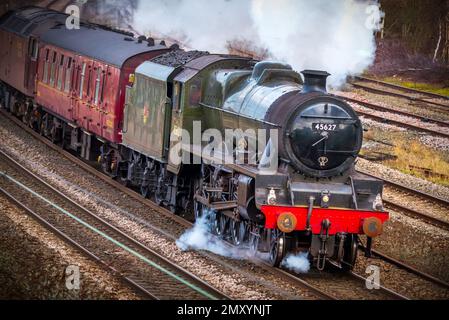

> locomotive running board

[
  {"left": 194, "top": 194, "right": 238, "bottom": 212},
  {"left": 183, "top": 144, "right": 259, "bottom": 178}
]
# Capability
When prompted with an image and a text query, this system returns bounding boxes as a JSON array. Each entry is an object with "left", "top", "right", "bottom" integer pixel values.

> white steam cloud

[
  {"left": 134, "top": 0, "right": 382, "bottom": 87},
  {"left": 176, "top": 210, "right": 248, "bottom": 260},
  {"left": 281, "top": 253, "right": 311, "bottom": 274},
  {"left": 177, "top": 211, "right": 311, "bottom": 274},
  {"left": 134, "top": 0, "right": 255, "bottom": 52},
  {"left": 177, "top": 210, "right": 311, "bottom": 273}
]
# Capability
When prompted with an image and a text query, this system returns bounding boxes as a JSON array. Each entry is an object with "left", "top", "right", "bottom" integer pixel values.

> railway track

[
  {"left": 355, "top": 169, "right": 449, "bottom": 290},
  {"left": 223, "top": 242, "right": 408, "bottom": 299},
  {"left": 0, "top": 149, "right": 229, "bottom": 300},
  {"left": 348, "top": 271, "right": 409, "bottom": 300},
  {"left": 289, "top": 267, "right": 409, "bottom": 300},
  {"left": 337, "top": 95, "right": 449, "bottom": 129},
  {"left": 352, "top": 76, "right": 449, "bottom": 110},
  {"left": 335, "top": 95, "right": 449, "bottom": 139},
  {"left": 358, "top": 244, "right": 449, "bottom": 290},
  {"left": 382, "top": 198, "right": 449, "bottom": 231},
  {"left": 359, "top": 169, "right": 449, "bottom": 229}
]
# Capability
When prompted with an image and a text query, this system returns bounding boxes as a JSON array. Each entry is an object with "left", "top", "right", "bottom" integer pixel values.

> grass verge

[{"left": 382, "top": 77, "right": 449, "bottom": 96}]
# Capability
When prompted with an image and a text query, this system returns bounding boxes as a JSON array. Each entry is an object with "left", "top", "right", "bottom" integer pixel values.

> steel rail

[
  {"left": 0, "top": 149, "right": 229, "bottom": 300},
  {"left": 358, "top": 244, "right": 449, "bottom": 290},
  {"left": 0, "top": 186, "right": 159, "bottom": 300},
  {"left": 338, "top": 97, "right": 449, "bottom": 138},
  {"left": 350, "top": 82, "right": 449, "bottom": 111},
  {"left": 275, "top": 262, "right": 409, "bottom": 300},
  {"left": 353, "top": 76, "right": 449, "bottom": 103},
  {"left": 1, "top": 109, "right": 336, "bottom": 300},
  {"left": 358, "top": 169, "right": 449, "bottom": 208},
  {"left": 348, "top": 271, "right": 410, "bottom": 300},
  {"left": 357, "top": 170, "right": 449, "bottom": 231},
  {"left": 336, "top": 95, "right": 449, "bottom": 128},
  {"left": 383, "top": 200, "right": 449, "bottom": 231},
  {"left": 255, "top": 258, "right": 338, "bottom": 300}
]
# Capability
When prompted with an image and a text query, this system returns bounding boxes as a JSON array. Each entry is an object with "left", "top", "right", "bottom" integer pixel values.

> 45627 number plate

[{"left": 312, "top": 123, "right": 339, "bottom": 132}]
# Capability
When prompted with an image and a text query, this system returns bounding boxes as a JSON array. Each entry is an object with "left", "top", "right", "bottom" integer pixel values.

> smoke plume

[
  {"left": 134, "top": 0, "right": 254, "bottom": 51},
  {"left": 133, "top": 0, "right": 382, "bottom": 87},
  {"left": 281, "top": 253, "right": 311, "bottom": 274}
]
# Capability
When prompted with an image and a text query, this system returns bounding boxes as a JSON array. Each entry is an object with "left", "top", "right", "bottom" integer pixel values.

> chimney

[{"left": 301, "top": 70, "right": 330, "bottom": 93}]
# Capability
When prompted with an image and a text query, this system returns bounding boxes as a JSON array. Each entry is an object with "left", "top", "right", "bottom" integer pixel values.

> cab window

[{"left": 189, "top": 79, "right": 202, "bottom": 107}]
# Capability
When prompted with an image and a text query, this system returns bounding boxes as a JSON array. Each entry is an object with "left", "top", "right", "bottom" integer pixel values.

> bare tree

[
  {"left": 381, "top": 0, "right": 448, "bottom": 63},
  {"left": 443, "top": 0, "right": 449, "bottom": 64}
]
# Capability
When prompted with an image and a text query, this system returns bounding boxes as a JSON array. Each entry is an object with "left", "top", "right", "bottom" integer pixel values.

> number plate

[{"left": 312, "top": 123, "right": 339, "bottom": 132}]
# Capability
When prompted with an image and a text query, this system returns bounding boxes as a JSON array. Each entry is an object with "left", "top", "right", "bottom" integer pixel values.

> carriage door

[
  {"left": 71, "top": 57, "right": 81, "bottom": 124},
  {"left": 77, "top": 58, "right": 88, "bottom": 128},
  {"left": 89, "top": 62, "right": 103, "bottom": 136},
  {"left": 98, "top": 65, "right": 108, "bottom": 137},
  {"left": 25, "top": 38, "right": 39, "bottom": 91},
  {"left": 64, "top": 56, "right": 75, "bottom": 121}
]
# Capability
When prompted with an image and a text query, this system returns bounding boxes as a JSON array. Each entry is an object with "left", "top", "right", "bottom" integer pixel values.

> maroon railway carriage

[
  {"left": 0, "top": 7, "right": 67, "bottom": 98},
  {"left": 0, "top": 6, "right": 170, "bottom": 160}
]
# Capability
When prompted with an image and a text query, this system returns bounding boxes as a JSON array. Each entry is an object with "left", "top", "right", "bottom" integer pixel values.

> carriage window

[
  {"left": 79, "top": 63, "right": 86, "bottom": 99},
  {"left": 32, "top": 41, "right": 38, "bottom": 60},
  {"left": 43, "top": 49, "right": 50, "bottom": 83},
  {"left": 100, "top": 70, "right": 107, "bottom": 103},
  {"left": 28, "top": 39, "right": 38, "bottom": 60},
  {"left": 94, "top": 68, "right": 101, "bottom": 105},
  {"left": 49, "top": 52, "right": 57, "bottom": 87},
  {"left": 28, "top": 39, "right": 33, "bottom": 56},
  {"left": 57, "top": 55, "right": 64, "bottom": 90},
  {"left": 87, "top": 67, "right": 92, "bottom": 98},
  {"left": 64, "top": 58, "right": 72, "bottom": 93}
]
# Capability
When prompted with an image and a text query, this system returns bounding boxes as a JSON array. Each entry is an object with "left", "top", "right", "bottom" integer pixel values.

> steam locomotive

[{"left": 0, "top": 7, "right": 388, "bottom": 270}]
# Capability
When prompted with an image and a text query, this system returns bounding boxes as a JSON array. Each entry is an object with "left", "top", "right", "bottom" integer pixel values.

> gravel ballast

[
  {"left": 357, "top": 158, "right": 449, "bottom": 201},
  {"left": 0, "top": 195, "right": 140, "bottom": 300}
]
